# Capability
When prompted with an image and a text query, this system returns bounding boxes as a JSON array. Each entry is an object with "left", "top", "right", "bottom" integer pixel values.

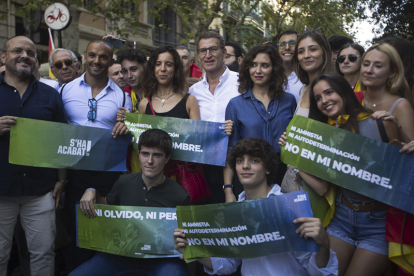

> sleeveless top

[
  {"left": 295, "top": 85, "right": 309, "bottom": 117},
  {"left": 389, "top": 98, "right": 407, "bottom": 114},
  {"left": 145, "top": 93, "right": 190, "bottom": 119}
]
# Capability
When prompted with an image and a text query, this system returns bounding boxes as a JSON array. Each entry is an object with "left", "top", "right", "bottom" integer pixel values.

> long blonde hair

[{"left": 360, "top": 44, "right": 412, "bottom": 106}]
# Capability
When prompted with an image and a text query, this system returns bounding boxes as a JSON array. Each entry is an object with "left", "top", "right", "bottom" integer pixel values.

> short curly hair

[
  {"left": 228, "top": 138, "right": 279, "bottom": 185},
  {"left": 238, "top": 44, "right": 287, "bottom": 98}
]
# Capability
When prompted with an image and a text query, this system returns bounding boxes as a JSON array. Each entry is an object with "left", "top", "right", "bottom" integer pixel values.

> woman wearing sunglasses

[
  {"left": 335, "top": 43, "right": 364, "bottom": 92},
  {"left": 280, "top": 29, "right": 334, "bottom": 193}
]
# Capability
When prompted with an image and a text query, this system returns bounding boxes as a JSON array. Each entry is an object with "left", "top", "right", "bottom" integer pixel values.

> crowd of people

[{"left": 0, "top": 27, "right": 414, "bottom": 276}]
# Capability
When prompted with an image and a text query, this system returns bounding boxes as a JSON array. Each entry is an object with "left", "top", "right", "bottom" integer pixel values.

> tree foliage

[
  {"left": 1, "top": 0, "right": 369, "bottom": 49},
  {"left": 369, "top": 0, "right": 414, "bottom": 40},
  {"left": 263, "top": 0, "right": 368, "bottom": 41}
]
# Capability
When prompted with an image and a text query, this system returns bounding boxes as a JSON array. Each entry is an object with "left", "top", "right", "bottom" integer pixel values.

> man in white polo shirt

[
  {"left": 189, "top": 31, "right": 239, "bottom": 204},
  {"left": 60, "top": 39, "right": 132, "bottom": 271}
]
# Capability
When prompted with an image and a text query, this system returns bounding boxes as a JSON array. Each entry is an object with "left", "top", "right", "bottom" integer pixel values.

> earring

[{"left": 387, "top": 78, "right": 392, "bottom": 88}]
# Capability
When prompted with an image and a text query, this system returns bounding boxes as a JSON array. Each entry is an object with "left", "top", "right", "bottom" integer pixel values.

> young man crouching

[{"left": 174, "top": 138, "right": 338, "bottom": 276}]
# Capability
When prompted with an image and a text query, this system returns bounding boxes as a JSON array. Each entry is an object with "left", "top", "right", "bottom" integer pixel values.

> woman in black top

[{"left": 138, "top": 46, "right": 200, "bottom": 120}]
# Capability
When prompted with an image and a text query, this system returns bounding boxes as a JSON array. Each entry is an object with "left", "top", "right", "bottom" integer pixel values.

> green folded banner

[
  {"left": 176, "top": 191, "right": 319, "bottom": 262},
  {"left": 281, "top": 115, "right": 414, "bottom": 215},
  {"left": 76, "top": 205, "right": 180, "bottom": 258},
  {"left": 9, "top": 117, "right": 130, "bottom": 171},
  {"left": 124, "top": 113, "right": 228, "bottom": 166}
]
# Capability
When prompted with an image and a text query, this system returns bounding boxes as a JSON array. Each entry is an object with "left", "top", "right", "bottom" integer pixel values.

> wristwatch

[
  {"left": 223, "top": 184, "right": 233, "bottom": 190},
  {"left": 58, "top": 179, "right": 68, "bottom": 184}
]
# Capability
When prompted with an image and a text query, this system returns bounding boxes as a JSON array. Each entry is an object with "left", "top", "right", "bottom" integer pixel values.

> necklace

[
  {"left": 155, "top": 92, "right": 174, "bottom": 107},
  {"left": 364, "top": 91, "right": 386, "bottom": 107}
]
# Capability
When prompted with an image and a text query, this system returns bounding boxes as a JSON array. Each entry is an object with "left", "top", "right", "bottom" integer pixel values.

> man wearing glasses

[
  {"left": 59, "top": 39, "right": 132, "bottom": 270},
  {"left": 189, "top": 31, "right": 239, "bottom": 204},
  {"left": 0, "top": 36, "right": 67, "bottom": 275},
  {"left": 49, "top": 48, "right": 81, "bottom": 88},
  {"left": 277, "top": 30, "right": 302, "bottom": 102}
]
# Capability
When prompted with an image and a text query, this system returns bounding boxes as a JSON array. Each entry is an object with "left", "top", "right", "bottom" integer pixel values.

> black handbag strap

[
  {"left": 376, "top": 119, "right": 389, "bottom": 143},
  {"left": 122, "top": 89, "right": 125, "bottom": 107},
  {"left": 59, "top": 83, "right": 67, "bottom": 97}
]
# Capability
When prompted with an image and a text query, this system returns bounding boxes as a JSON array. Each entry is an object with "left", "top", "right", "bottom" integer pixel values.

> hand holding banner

[
  {"left": 76, "top": 205, "right": 181, "bottom": 258},
  {"left": 124, "top": 113, "right": 228, "bottom": 166},
  {"left": 281, "top": 115, "right": 414, "bottom": 215},
  {"left": 176, "top": 190, "right": 319, "bottom": 262},
  {"left": 9, "top": 117, "right": 130, "bottom": 171}
]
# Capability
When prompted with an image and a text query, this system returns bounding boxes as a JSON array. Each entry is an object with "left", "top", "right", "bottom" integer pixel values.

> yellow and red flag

[{"left": 48, "top": 28, "right": 57, "bottom": 80}]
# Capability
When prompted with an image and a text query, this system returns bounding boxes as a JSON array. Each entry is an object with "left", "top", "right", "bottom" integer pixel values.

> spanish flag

[{"left": 48, "top": 28, "right": 57, "bottom": 80}]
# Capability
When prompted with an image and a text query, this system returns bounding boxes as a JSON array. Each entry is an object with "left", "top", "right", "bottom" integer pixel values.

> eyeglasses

[
  {"left": 337, "top": 54, "right": 360, "bottom": 63},
  {"left": 88, "top": 99, "right": 97, "bottom": 121},
  {"left": 278, "top": 40, "right": 296, "bottom": 48},
  {"left": 3, "top": 47, "right": 37, "bottom": 58},
  {"left": 53, "top": 59, "right": 74, "bottom": 69},
  {"left": 198, "top": 46, "right": 221, "bottom": 56},
  {"left": 224, "top": 54, "right": 235, "bottom": 60}
]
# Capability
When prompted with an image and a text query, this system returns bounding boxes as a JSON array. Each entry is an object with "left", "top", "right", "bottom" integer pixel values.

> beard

[
  {"left": 226, "top": 60, "right": 239, "bottom": 73},
  {"left": 5, "top": 58, "right": 33, "bottom": 78}
]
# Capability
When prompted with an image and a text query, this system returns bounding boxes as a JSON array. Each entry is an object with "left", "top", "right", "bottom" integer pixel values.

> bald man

[
  {"left": 0, "top": 36, "right": 67, "bottom": 276},
  {"left": 59, "top": 40, "right": 132, "bottom": 269}
]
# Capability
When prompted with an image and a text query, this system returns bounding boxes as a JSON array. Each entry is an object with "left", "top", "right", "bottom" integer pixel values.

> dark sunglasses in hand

[
  {"left": 337, "top": 54, "right": 360, "bottom": 64},
  {"left": 88, "top": 99, "right": 97, "bottom": 121},
  {"left": 53, "top": 59, "right": 74, "bottom": 69}
]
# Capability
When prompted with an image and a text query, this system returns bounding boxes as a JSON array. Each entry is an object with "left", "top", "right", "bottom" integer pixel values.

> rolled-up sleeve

[
  {"left": 204, "top": 257, "right": 242, "bottom": 275},
  {"left": 294, "top": 250, "right": 338, "bottom": 276}
]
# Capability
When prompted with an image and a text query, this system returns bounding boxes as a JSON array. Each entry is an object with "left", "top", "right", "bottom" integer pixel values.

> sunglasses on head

[
  {"left": 337, "top": 54, "right": 360, "bottom": 63},
  {"left": 53, "top": 59, "right": 74, "bottom": 69},
  {"left": 301, "top": 26, "right": 326, "bottom": 39}
]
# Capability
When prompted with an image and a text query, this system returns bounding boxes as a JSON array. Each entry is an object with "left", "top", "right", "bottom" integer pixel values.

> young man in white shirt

[
  {"left": 277, "top": 30, "right": 303, "bottom": 102},
  {"left": 174, "top": 138, "right": 338, "bottom": 276}
]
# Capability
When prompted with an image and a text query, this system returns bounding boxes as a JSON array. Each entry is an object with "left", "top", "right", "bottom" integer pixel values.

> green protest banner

[
  {"left": 281, "top": 115, "right": 414, "bottom": 215},
  {"left": 176, "top": 191, "right": 319, "bottom": 262},
  {"left": 9, "top": 117, "right": 130, "bottom": 171},
  {"left": 76, "top": 205, "right": 180, "bottom": 258},
  {"left": 124, "top": 113, "right": 228, "bottom": 166}
]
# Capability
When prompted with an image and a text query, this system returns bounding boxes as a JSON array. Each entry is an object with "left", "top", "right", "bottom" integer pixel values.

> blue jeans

[
  {"left": 68, "top": 252, "right": 189, "bottom": 276},
  {"left": 326, "top": 194, "right": 388, "bottom": 255}
]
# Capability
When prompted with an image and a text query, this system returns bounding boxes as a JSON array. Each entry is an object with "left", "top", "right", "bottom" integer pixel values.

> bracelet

[
  {"left": 86, "top": 188, "right": 96, "bottom": 192},
  {"left": 223, "top": 184, "right": 233, "bottom": 190},
  {"left": 58, "top": 179, "right": 68, "bottom": 184}
]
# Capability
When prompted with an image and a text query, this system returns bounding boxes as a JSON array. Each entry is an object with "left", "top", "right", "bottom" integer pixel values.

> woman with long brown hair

[
  {"left": 138, "top": 46, "right": 200, "bottom": 119},
  {"left": 223, "top": 44, "right": 296, "bottom": 202}
]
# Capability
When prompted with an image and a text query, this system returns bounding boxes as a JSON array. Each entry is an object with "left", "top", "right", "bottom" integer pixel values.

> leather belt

[{"left": 341, "top": 196, "right": 386, "bottom": 212}]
